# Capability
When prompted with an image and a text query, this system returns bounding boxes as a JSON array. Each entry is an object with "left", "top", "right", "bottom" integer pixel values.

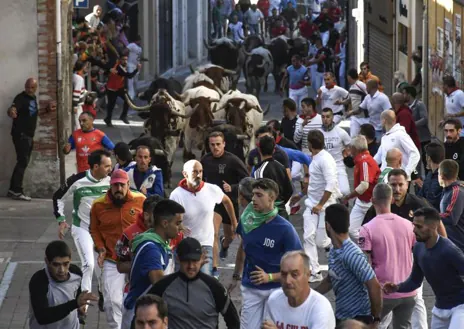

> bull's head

[{"left": 188, "top": 97, "right": 217, "bottom": 130}]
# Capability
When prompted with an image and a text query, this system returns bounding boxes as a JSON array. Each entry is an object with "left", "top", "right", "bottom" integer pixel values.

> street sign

[{"left": 74, "top": 0, "right": 89, "bottom": 9}]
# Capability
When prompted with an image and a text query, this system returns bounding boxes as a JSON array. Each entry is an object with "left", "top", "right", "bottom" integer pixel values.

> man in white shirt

[
  {"left": 290, "top": 130, "right": 340, "bottom": 282},
  {"left": 85, "top": 5, "right": 102, "bottom": 30},
  {"left": 374, "top": 110, "right": 420, "bottom": 180},
  {"left": 342, "top": 69, "right": 369, "bottom": 137},
  {"left": 320, "top": 107, "right": 351, "bottom": 196},
  {"left": 263, "top": 250, "right": 336, "bottom": 329},
  {"left": 126, "top": 36, "right": 143, "bottom": 99},
  {"left": 169, "top": 160, "right": 238, "bottom": 275},
  {"left": 317, "top": 72, "right": 349, "bottom": 124},
  {"left": 228, "top": 14, "right": 245, "bottom": 43},
  {"left": 359, "top": 79, "right": 392, "bottom": 140},
  {"left": 294, "top": 97, "right": 322, "bottom": 153},
  {"left": 443, "top": 75, "right": 464, "bottom": 136}
]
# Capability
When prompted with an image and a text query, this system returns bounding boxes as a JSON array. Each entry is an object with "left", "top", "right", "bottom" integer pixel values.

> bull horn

[
  {"left": 257, "top": 61, "right": 265, "bottom": 68},
  {"left": 223, "top": 68, "right": 237, "bottom": 75},
  {"left": 125, "top": 92, "right": 152, "bottom": 111},
  {"left": 153, "top": 149, "right": 166, "bottom": 156},
  {"left": 170, "top": 103, "right": 199, "bottom": 118},
  {"left": 239, "top": 100, "right": 246, "bottom": 110},
  {"left": 203, "top": 39, "right": 214, "bottom": 50},
  {"left": 263, "top": 104, "right": 271, "bottom": 115},
  {"left": 237, "top": 134, "right": 250, "bottom": 140}
]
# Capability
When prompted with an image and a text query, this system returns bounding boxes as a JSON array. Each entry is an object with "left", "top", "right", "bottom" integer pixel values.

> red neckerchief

[
  {"left": 300, "top": 112, "right": 317, "bottom": 119},
  {"left": 178, "top": 178, "right": 205, "bottom": 194},
  {"left": 276, "top": 135, "right": 283, "bottom": 144},
  {"left": 446, "top": 87, "right": 460, "bottom": 96},
  {"left": 326, "top": 83, "right": 336, "bottom": 90}
]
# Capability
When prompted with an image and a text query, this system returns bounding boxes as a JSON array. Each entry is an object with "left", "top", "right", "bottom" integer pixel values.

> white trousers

[
  {"left": 337, "top": 166, "right": 350, "bottom": 196},
  {"left": 121, "top": 306, "right": 134, "bottom": 329},
  {"left": 431, "top": 304, "right": 464, "bottom": 329},
  {"left": 321, "top": 30, "right": 330, "bottom": 47},
  {"left": 339, "top": 60, "right": 346, "bottom": 89},
  {"left": 126, "top": 63, "right": 139, "bottom": 100},
  {"left": 350, "top": 116, "right": 370, "bottom": 138},
  {"left": 240, "top": 285, "right": 277, "bottom": 329},
  {"left": 74, "top": 104, "right": 83, "bottom": 131},
  {"left": 349, "top": 199, "right": 372, "bottom": 243},
  {"left": 381, "top": 284, "right": 428, "bottom": 329},
  {"left": 303, "top": 207, "right": 332, "bottom": 274},
  {"left": 333, "top": 114, "right": 344, "bottom": 124},
  {"left": 103, "top": 261, "right": 126, "bottom": 329},
  {"left": 289, "top": 87, "right": 308, "bottom": 114},
  {"left": 71, "top": 225, "right": 102, "bottom": 293}
]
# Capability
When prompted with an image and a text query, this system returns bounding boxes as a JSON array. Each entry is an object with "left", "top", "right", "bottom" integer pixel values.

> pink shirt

[{"left": 359, "top": 213, "right": 416, "bottom": 299}]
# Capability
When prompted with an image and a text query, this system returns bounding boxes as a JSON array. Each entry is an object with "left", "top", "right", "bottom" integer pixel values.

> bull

[
  {"left": 204, "top": 123, "right": 250, "bottom": 162},
  {"left": 125, "top": 89, "right": 196, "bottom": 187},
  {"left": 177, "top": 86, "right": 222, "bottom": 161},
  {"left": 243, "top": 47, "right": 274, "bottom": 99},
  {"left": 188, "top": 64, "right": 236, "bottom": 94},
  {"left": 213, "top": 90, "right": 269, "bottom": 156},
  {"left": 267, "top": 36, "right": 290, "bottom": 93},
  {"left": 138, "top": 77, "right": 182, "bottom": 102}
]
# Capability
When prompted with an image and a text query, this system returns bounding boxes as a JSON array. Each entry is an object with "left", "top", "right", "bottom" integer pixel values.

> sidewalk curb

[{"left": 0, "top": 262, "right": 17, "bottom": 310}]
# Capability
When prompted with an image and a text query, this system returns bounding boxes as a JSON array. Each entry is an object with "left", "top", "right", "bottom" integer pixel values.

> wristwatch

[{"left": 232, "top": 273, "right": 242, "bottom": 281}]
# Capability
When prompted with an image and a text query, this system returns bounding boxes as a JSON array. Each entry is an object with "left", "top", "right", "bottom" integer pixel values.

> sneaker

[
  {"left": 219, "top": 235, "right": 229, "bottom": 260},
  {"left": 13, "top": 193, "right": 31, "bottom": 201},
  {"left": 104, "top": 118, "right": 113, "bottom": 127},
  {"left": 7, "top": 190, "right": 19, "bottom": 198},
  {"left": 309, "top": 271, "right": 323, "bottom": 283},
  {"left": 98, "top": 290, "right": 105, "bottom": 312},
  {"left": 119, "top": 116, "right": 130, "bottom": 124},
  {"left": 212, "top": 267, "right": 219, "bottom": 279}
]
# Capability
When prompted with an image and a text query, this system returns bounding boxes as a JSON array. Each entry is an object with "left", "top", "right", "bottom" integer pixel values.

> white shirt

[
  {"left": 359, "top": 91, "right": 392, "bottom": 131},
  {"left": 127, "top": 42, "right": 142, "bottom": 67},
  {"left": 229, "top": 21, "right": 245, "bottom": 43},
  {"left": 319, "top": 85, "right": 349, "bottom": 114},
  {"left": 445, "top": 89, "right": 464, "bottom": 127},
  {"left": 170, "top": 183, "right": 224, "bottom": 246},
  {"left": 320, "top": 125, "right": 351, "bottom": 168},
  {"left": 374, "top": 123, "right": 421, "bottom": 179},
  {"left": 264, "top": 288, "right": 336, "bottom": 329},
  {"left": 294, "top": 114, "right": 323, "bottom": 152},
  {"left": 349, "top": 80, "right": 367, "bottom": 118},
  {"left": 306, "top": 149, "right": 340, "bottom": 208}
]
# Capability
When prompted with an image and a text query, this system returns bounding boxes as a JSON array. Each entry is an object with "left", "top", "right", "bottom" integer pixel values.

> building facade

[{"left": 0, "top": 0, "right": 73, "bottom": 198}]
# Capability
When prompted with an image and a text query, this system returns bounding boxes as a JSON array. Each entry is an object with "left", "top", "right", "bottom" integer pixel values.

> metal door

[
  {"left": 158, "top": 0, "right": 173, "bottom": 74},
  {"left": 367, "top": 23, "right": 394, "bottom": 95}
]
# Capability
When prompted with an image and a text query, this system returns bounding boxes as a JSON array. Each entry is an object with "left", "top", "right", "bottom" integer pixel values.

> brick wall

[{"left": 23, "top": 0, "right": 61, "bottom": 197}]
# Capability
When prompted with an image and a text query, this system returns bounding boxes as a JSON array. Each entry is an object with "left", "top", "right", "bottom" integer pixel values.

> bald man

[
  {"left": 6, "top": 78, "right": 39, "bottom": 201},
  {"left": 378, "top": 148, "right": 402, "bottom": 183},
  {"left": 374, "top": 110, "right": 420, "bottom": 180},
  {"left": 358, "top": 79, "right": 392, "bottom": 140},
  {"left": 391, "top": 92, "right": 421, "bottom": 150},
  {"left": 169, "top": 160, "right": 237, "bottom": 276}
]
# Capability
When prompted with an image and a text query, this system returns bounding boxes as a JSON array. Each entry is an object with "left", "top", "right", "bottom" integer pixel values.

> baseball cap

[
  {"left": 176, "top": 237, "right": 202, "bottom": 261},
  {"left": 110, "top": 169, "right": 129, "bottom": 185}
]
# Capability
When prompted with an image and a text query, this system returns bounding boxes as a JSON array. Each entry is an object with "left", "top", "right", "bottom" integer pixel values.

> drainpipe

[
  {"left": 56, "top": 0, "right": 65, "bottom": 184},
  {"left": 422, "top": 1, "right": 429, "bottom": 110}
]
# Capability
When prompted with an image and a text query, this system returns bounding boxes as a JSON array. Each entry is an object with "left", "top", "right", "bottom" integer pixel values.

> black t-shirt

[
  {"left": 363, "top": 194, "right": 431, "bottom": 225},
  {"left": 247, "top": 147, "right": 290, "bottom": 170},
  {"left": 281, "top": 117, "right": 297, "bottom": 141},
  {"left": 11, "top": 91, "right": 38, "bottom": 137},
  {"left": 445, "top": 137, "right": 464, "bottom": 180},
  {"left": 201, "top": 151, "right": 249, "bottom": 202}
]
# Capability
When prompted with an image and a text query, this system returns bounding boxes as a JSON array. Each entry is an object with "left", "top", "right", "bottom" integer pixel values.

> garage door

[{"left": 367, "top": 23, "right": 393, "bottom": 96}]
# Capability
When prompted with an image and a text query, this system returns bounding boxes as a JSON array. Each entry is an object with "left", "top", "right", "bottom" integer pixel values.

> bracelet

[
  {"left": 232, "top": 273, "right": 242, "bottom": 280},
  {"left": 268, "top": 273, "right": 273, "bottom": 282}
]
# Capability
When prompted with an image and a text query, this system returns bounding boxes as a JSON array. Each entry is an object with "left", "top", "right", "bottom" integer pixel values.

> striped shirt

[
  {"left": 72, "top": 73, "right": 86, "bottom": 107},
  {"left": 328, "top": 238, "right": 376, "bottom": 320},
  {"left": 293, "top": 114, "right": 323, "bottom": 152}
]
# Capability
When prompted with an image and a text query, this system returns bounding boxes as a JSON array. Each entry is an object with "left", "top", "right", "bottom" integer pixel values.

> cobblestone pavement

[{"left": 0, "top": 78, "right": 435, "bottom": 328}]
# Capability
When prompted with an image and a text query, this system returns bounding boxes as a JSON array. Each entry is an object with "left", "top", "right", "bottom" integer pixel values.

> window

[{"left": 398, "top": 23, "right": 408, "bottom": 54}]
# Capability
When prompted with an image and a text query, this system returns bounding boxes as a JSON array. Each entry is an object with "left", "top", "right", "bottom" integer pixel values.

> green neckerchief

[
  {"left": 131, "top": 229, "right": 170, "bottom": 254},
  {"left": 240, "top": 203, "right": 278, "bottom": 234}
]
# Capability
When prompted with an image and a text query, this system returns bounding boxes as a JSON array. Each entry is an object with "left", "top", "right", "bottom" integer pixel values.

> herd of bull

[{"left": 123, "top": 34, "right": 307, "bottom": 189}]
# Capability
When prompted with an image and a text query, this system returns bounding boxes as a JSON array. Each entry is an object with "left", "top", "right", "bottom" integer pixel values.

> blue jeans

[
  {"left": 249, "top": 24, "right": 259, "bottom": 35},
  {"left": 200, "top": 246, "right": 214, "bottom": 275}
]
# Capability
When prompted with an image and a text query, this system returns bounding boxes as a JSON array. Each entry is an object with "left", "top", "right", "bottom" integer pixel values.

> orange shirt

[
  {"left": 90, "top": 190, "right": 146, "bottom": 262},
  {"left": 359, "top": 72, "right": 384, "bottom": 92},
  {"left": 72, "top": 129, "right": 107, "bottom": 173}
]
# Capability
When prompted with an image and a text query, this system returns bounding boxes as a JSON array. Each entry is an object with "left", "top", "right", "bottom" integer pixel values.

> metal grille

[{"left": 367, "top": 23, "right": 393, "bottom": 95}]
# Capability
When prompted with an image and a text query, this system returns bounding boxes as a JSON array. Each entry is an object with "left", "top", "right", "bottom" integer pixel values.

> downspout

[
  {"left": 56, "top": 0, "right": 65, "bottom": 184},
  {"left": 422, "top": 1, "right": 429, "bottom": 110}
]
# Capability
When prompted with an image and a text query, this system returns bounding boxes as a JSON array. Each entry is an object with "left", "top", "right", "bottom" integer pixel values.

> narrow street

[{"left": 0, "top": 77, "right": 436, "bottom": 328}]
